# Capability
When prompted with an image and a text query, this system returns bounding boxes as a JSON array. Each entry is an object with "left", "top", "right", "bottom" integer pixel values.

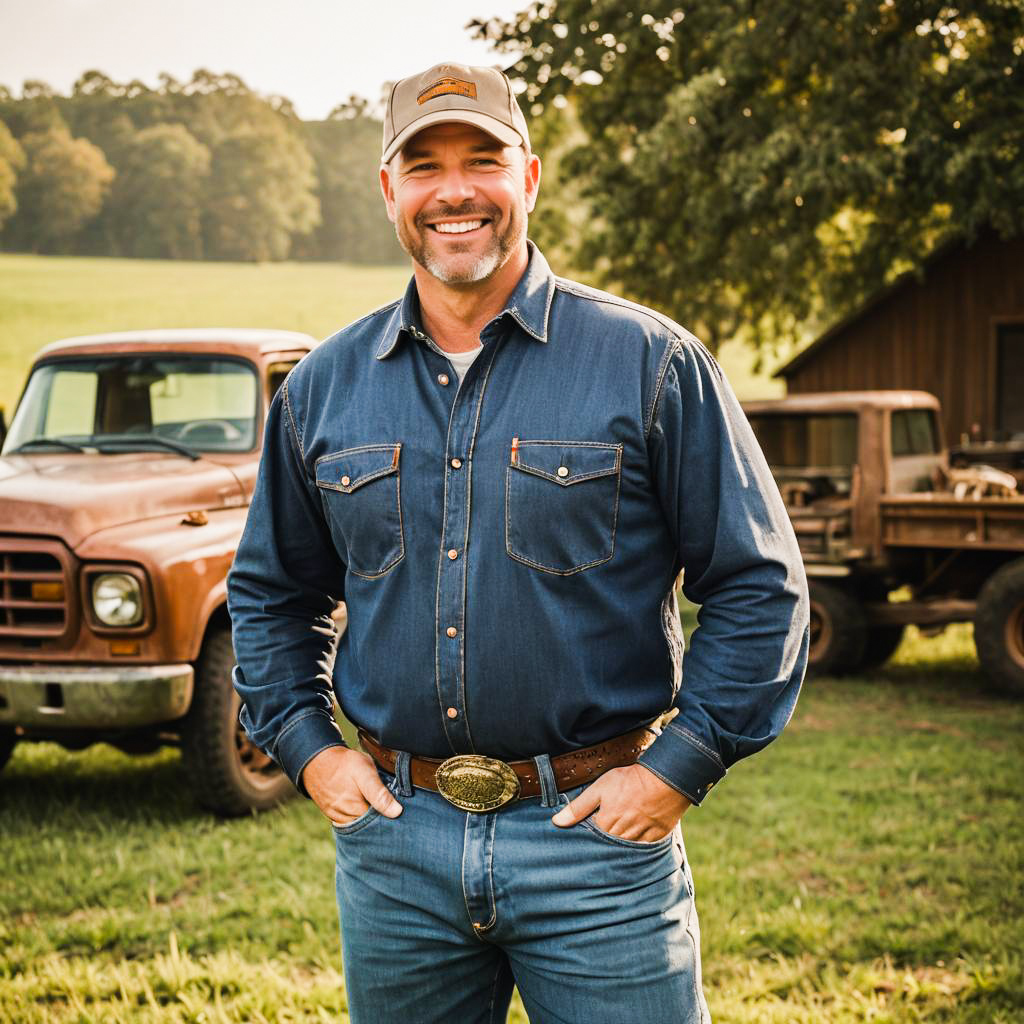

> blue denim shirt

[{"left": 227, "top": 244, "right": 809, "bottom": 806}]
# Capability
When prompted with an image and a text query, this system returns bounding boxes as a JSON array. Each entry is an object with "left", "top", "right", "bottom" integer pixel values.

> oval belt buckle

[{"left": 435, "top": 755, "right": 521, "bottom": 812}]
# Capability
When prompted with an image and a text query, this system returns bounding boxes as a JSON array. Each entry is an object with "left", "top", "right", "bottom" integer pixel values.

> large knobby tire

[
  {"left": 807, "top": 580, "right": 868, "bottom": 677},
  {"left": 181, "top": 627, "right": 296, "bottom": 816},
  {"left": 974, "top": 557, "right": 1024, "bottom": 697},
  {"left": 0, "top": 727, "right": 16, "bottom": 772}
]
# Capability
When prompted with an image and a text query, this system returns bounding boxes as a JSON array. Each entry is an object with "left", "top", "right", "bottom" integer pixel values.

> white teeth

[{"left": 434, "top": 220, "right": 484, "bottom": 234}]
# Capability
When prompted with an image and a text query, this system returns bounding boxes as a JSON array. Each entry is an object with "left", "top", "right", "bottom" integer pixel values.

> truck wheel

[
  {"left": 181, "top": 627, "right": 295, "bottom": 816},
  {"left": 974, "top": 558, "right": 1024, "bottom": 697},
  {"left": 858, "top": 625, "right": 906, "bottom": 671},
  {"left": 0, "top": 728, "right": 16, "bottom": 772},
  {"left": 807, "top": 581, "right": 867, "bottom": 677}
]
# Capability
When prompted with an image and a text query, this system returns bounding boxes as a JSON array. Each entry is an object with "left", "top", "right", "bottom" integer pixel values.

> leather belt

[{"left": 357, "top": 709, "right": 677, "bottom": 813}]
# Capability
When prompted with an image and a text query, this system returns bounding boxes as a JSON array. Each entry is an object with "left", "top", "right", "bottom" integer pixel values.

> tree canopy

[
  {"left": 0, "top": 70, "right": 403, "bottom": 264},
  {"left": 473, "top": 1, "right": 1024, "bottom": 349}
]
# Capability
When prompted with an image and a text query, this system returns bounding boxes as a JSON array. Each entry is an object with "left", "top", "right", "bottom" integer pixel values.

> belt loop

[
  {"left": 393, "top": 750, "right": 414, "bottom": 797},
  {"left": 533, "top": 753, "right": 559, "bottom": 807}
]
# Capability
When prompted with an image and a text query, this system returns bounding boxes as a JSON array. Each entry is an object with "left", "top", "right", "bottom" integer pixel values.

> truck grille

[{"left": 0, "top": 538, "right": 72, "bottom": 639}]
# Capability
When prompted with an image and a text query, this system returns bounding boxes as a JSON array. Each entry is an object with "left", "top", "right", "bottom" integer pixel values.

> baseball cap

[{"left": 382, "top": 62, "right": 530, "bottom": 164}]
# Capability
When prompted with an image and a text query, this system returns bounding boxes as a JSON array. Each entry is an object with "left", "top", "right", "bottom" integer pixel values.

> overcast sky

[{"left": 1, "top": 0, "right": 525, "bottom": 119}]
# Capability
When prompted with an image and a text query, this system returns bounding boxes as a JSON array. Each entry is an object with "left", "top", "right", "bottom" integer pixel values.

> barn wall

[{"left": 783, "top": 233, "right": 1024, "bottom": 445}]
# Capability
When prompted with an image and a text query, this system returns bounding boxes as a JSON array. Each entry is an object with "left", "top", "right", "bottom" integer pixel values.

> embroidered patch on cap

[{"left": 417, "top": 78, "right": 478, "bottom": 105}]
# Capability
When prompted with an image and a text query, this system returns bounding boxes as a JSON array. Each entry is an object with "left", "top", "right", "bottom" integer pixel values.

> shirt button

[
  {"left": 557, "top": 466, "right": 569, "bottom": 478},
  {"left": 446, "top": 626, "right": 458, "bottom": 638},
  {"left": 447, "top": 548, "right": 459, "bottom": 560},
  {"left": 450, "top": 458, "right": 462, "bottom": 469},
  {"left": 340, "top": 475, "right": 350, "bottom": 486},
  {"left": 438, "top": 373, "right": 450, "bottom": 386},
  {"left": 446, "top": 707, "right": 459, "bottom": 719}
]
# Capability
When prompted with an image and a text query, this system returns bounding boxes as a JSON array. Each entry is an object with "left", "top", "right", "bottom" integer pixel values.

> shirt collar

[{"left": 375, "top": 241, "right": 555, "bottom": 360}]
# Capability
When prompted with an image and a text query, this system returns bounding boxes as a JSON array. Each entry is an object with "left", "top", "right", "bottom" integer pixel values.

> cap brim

[{"left": 382, "top": 109, "right": 523, "bottom": 164}]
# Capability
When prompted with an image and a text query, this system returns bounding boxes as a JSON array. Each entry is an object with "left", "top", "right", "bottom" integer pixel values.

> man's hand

[
  {"left": 303, "top": 746, "right": 403, "bottom": 826},
  {"left": 551, "top": 763, "right": 691, "bottom": 842}
]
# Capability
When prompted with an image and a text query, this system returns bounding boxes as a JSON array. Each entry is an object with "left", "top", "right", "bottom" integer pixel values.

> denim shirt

[{"left": 227, "top": 244, "right": 809, "bottom": 806}]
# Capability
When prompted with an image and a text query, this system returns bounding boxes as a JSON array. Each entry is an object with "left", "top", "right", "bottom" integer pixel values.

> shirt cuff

[
  {"left": 636, "top": 722, "right": 727, "bottom": 805},
  {"left": 275, "top": 709, "right": 347, "bottom": 797}
]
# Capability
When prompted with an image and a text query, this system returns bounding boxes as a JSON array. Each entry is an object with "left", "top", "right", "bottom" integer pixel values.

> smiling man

[{"left": 228, "top": 62, "right": 809, "bottom": 1023}]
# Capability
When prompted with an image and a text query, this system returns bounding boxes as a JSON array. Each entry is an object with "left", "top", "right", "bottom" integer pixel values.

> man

[{"left": 228, "top": 61, "right": 809, "bottom": 1023}]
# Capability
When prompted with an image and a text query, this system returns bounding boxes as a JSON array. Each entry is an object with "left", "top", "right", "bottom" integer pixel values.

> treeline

[{"left": 0, "top": 70, "right": 404, "bottom": 264}]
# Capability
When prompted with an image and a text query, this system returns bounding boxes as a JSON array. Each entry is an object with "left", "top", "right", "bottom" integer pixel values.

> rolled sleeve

[
  {"left": 638, "top": 337, "right": 810, "bottom": 802},
  {"left": 227, "top": 378, "right": 349, "bottom": 797}
]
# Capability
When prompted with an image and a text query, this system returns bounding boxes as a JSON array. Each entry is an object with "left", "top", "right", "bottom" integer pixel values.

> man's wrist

[
  {"left": 276, "top": 709, "right": 347, "bottom": 796},
  {"left": 636, "top": 721, "right": 727, "bottom": 806}
]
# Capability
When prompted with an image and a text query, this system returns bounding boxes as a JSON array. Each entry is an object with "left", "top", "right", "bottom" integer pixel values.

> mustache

[{"left": 415, "top": 203, "right": 500, "bottom": 228}]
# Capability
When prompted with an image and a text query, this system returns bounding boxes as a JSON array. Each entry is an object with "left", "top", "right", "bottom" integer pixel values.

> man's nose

[{"left": 434, "top": 167, "right": 476, "bottom": 206}]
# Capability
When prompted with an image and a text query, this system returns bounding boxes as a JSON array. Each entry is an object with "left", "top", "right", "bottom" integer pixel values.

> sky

[{"left": 1, "top": 0, "right": 525, "bottom": 119}]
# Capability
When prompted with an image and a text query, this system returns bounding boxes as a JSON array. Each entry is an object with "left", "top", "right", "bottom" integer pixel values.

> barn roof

[{"left": 774, "top": 234, "right": 966, "bottom": 380}]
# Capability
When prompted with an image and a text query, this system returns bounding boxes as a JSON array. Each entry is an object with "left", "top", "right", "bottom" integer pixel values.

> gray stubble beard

[{"left": 395, "top": 201, "right": 526, "bottom": 286}]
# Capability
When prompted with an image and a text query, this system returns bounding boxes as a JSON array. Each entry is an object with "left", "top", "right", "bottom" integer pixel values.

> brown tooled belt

[{"left": 357, "top": 710, "right": 677, "bottom": 813}]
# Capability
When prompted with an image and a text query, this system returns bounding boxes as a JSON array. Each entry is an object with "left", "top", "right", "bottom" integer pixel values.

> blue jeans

[{"left": 333, "top": 752, "right": 711, "bottom": 1023}]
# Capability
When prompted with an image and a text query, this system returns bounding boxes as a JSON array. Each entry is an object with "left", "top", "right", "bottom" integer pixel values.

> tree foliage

[
  {"left": 0, "top": 69, "right": 400, "bottom": 264},
  {"left": 0, "top": 120, "right": 25, "bottom": 229},
  {"left": 8, "top": 126, "right": 114, "bottom": 252},
  {"left": 473, "top": 1, "right": 1024, "bottom": 348},
  {"left": 108, "top": 123, "right": 211, "bottom": 259}
]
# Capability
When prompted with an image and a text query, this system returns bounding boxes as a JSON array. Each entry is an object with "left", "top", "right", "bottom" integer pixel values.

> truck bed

[{"left": 880, "top": 494, "right": 1024, "bottom": 552}]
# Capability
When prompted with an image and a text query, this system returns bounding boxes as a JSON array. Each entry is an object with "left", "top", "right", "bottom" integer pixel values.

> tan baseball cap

[{"left": 382, "top": 62, "right": 530, "bottom": 164}]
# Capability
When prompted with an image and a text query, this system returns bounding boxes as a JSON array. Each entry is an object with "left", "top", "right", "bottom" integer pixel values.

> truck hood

[{"left": 0, "top": 452, "right": 247, "bottom": 550}]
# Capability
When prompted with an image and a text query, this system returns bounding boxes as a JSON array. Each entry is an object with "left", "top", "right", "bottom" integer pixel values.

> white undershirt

[{"left": 444, "top": 344, "right": 484, "bottom": 386}]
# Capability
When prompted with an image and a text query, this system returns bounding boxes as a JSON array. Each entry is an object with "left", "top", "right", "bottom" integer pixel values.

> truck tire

[
  {"left": 0, "top": 728, "right": 15, "bottom": 772},
  {"left": 807, "top": 581, "right": 867, "bottom": 677},
  {"left": 857, "top": 625, "right": 906, "bottom": 671},
  {"left": 974, "top": 557, "right": 1024, "bottom": 697},
  {"left": 181, "top": 626, "right": 295, "bottom": 816}
]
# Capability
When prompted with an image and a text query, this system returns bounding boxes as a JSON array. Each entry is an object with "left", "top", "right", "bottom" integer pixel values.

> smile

[{"left": 429, "top": 220, "right": 488, "bottom": 234}]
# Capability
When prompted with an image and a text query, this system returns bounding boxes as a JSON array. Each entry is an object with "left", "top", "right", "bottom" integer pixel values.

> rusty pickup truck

[
  {"left": 0, "top": 329, "right": 316, "bottom": 814},
  {"left": 743, "top": 391, "right": 1024, "bottom": 695}
]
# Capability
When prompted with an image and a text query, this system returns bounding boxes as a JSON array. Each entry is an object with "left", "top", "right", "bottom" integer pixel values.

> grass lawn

[
  {"left": 0, "top": 253, "right": 781, "bottom": 424},
  {"left": 1, "top": 624, "right": 1021, "bottom": 1022}
]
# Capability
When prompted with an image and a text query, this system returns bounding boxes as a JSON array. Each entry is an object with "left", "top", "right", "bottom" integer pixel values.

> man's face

[{"left": 380, "top": 123, "right": 541, "bottom": 286}]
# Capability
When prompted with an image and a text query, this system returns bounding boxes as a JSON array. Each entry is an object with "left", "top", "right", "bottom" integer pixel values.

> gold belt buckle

[{"left": 435, "top": 754, "right": 521, "bottom": 812}]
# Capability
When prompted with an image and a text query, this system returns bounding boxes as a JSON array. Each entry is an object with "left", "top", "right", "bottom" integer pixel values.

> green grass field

[
  {"left": 0, "top": 254, "right": 781, "bottom": 423},
  {"left": 1, "top": 625, "right": 1022, "bottom": 1022}
]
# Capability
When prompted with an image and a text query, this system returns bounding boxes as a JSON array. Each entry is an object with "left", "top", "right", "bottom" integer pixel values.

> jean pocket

[
  {"left": 315, "top": 443, "right": 405, "bottom": 579},
  {"left": 558, "top": 784, "right": 676, "bottom": 851},
  {"left": 505, "top": 440, "right": 623, "bottom": 575},
  {"left": 331, "top": 804, "right": 382, "bottom": 836}
]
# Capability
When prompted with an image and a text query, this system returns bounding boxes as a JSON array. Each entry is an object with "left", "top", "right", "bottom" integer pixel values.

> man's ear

[
  {"left": 523, "top": 153, "right": 542, "bottom": 215},
  {"left": 380, "top": 164, "right": 397, "bottom": 224}
]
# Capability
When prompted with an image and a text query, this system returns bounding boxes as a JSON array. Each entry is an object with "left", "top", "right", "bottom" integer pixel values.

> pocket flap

[
  {"left": 316, "top": 443, "right": 401, "bottom": 493},
  {"left": 511, "top": 440, "right": 621, "bottom": 486}
]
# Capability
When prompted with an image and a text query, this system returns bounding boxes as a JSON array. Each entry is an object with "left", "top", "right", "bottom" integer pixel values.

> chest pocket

[
  {"left": 505, "top": 440, "right": 623, "bottom": 575},
  {"left": 315, "top": 443, "right": 404, "bottom": 579}
]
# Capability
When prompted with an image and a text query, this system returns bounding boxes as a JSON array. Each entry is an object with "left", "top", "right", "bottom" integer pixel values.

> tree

[
  {"left": 6, "top": 127, "right": 114, "bottom": 251},
  {"left": 203, "top": 125, "right": 319, "bottom": 261},
  {"left": 0, "top": 120, "right": 25, "bottom": 230},
  {"left": 298, "top": 111, "right": 404, "bottom": 264},
  {"left": 473, "top": 1, "right": 1024, "bottom": 350},
  {"left": 108, "top": 123, "right": 211, "bottom": 258}
]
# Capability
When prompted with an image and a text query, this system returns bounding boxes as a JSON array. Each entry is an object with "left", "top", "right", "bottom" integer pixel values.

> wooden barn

[{"left": 776, "top": 230, "right": 1024, "bottom": 448}]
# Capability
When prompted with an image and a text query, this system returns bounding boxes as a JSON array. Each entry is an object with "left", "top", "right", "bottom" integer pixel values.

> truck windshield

[
  {"left": 2, "top": 355, "right": 259, "bottom": 455},
  {"left": 747, "top": 413, "right": 859, "bottom": 470}
]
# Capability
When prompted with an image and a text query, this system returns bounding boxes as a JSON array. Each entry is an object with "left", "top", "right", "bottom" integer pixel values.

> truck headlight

[{"left": 91, "top": 573, "right": 143, "bottom": 627}]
